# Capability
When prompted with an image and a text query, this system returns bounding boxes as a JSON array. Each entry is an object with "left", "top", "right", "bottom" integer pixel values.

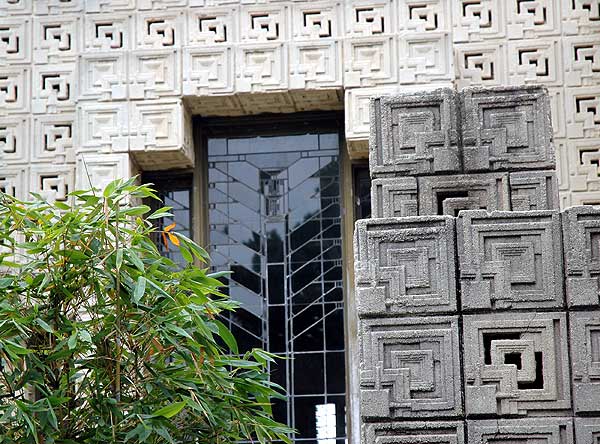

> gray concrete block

[
  {"left": 467, "top": 418, "right": 573, "bottom": 444},
  {"left": 354, "top": 216, "right": 457, "bottom": 316},
  {"left": 457, "top": 210, "right": 564, "bottom": 310},
  {"left": 371, "top": 177, "right": 418, "bottom": 218},
  {"left": 369, "top": 88, "right": 461, "bottom": 178},
  {"left": 575, "top": 418, "right": 600, "bottom": 444},
  {"left": 418, "top": 173, "right": 510, "bottom": 216},
  {"left": 509, "top": 170, "right": 560, "bottom": 211},
  {"left": 363, "top": 421, "right": 465, "bottom": 444},
  {"left": 562, "top": 205, "right": 600, "bottom": 307},
  {"left": 463, "top": 312, "right": 571, "bottom": 417},
  {"left": 569, "top": 311, "right": 600, "bottom": 414},
  {"left": 359, "top": 316, "right": 463, "bottom": 419},
  {"left": 461, "top": 86, "right": 555, "bottom": 172}
]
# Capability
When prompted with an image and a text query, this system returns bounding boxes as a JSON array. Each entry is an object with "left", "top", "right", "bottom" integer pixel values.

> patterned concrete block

[
  {"left": 363, "top": 421, "right": 464, "bottom": 444},
  {"left": 77, "top": 101, "right": 128, "bottom": 153},
  {"left": 31, "top": 63, "right": 77, "bottom": 114},
  {"left": 562, "top": 206, "right": 600, "bottom": 307},
  {"left": 0, "top": 166, "right": 28, "bottom": 200},
  {"left": 418, "top": 173, "right": 510, "bottom": 216},
  {"left": 32, "top": 113, "right": 75, "bottom": 164},
  {"left": 75, "top": 153, "right": 132, "bottom": 192},
  {"left": 236, "top": 43, "right": 288, "bottom": 93},
  {"left": 398, "top": 0, "right": 451, "bottom": 34},
  {"left": 509, "top": 171, "right": 560, "bottom": 211},
  {"left": 567, "top": 138, "right": 600, "bottom": 194},
  {"left": 33, "top": 15, "right": 79, "bottom": 64},
  {"left": 454, "top": 42, "right": 507, "bottom": 89},
  {"left": 359, "top": 316, "right": 462, "bottom": 419},
  {"left": 83, "top": 13, "right": 133, "bottom": 52},
  {"left": 289, "top": 39, "right": 342, "bottom": 90},
  {"left": 575, "top": 417, "right": 600, "bottom": 444},
  {"left": 370, "top": 177, "right": 418, "bottom": 218},
  {"left": 460, "top": 85, "right": 555, "bottom": 172},
  {"left": 452, "top": 0, "right": 505, "bottom": 43},
  {"left": 79, "top": 52, "right": 128, "bottom": 101},
  {"left": 0, "top": 114, "right": 29, "bottom": 164},
  {"left": 566, "top": 86, "right": 600, "bottom": 139},
  {"left": 369, "top": 88, "right": 460, "bottom": 177},
  {"left": 458, "top": 210, "right": 564, "bottom": 310},
  {"left": 397, "top": 32, "right": 453, "bottom": 85},
  {"left": 292, "top": 1, "right": 341, "bottom": 40},
  {"left": 0, "top": 66, "right": 30, "bottom": 116},
  {"left": 570, "top": 311, "right": 600, "bottom": 413},
  {"left": 129, "top": 49, "right": 180, "bottom": 99},
  {"left": 507, "top": 38, "right": 562, "bottom": 87},
  {"left": 506, "top": 0, "right": 560, "bottom": 40},
  {"left": 344, "top": 35, "right": 398, "bottom": 87},
  {"left": 182, "top": 46, "right": 234, "bottom": 96},
  {"left": 354, "top": 216, "right": 457, "bottom": 316},
  {"left": 0, "top": 17, "right": 31, "bottom": 66},
  {"left": 467, "top": 418, "right": 573, "bottom": 444},
  {"left": 564, "top": 36, "right": 600, "bottom": 88},
  {"left": 29, "top": 163, "right": 75, "bottom": 204},
  {"left": 129, "top": 99, "right": 193, "bottom": 170},
  {"left": 463, "top": 312, "right": 571, "bottom": 416}
]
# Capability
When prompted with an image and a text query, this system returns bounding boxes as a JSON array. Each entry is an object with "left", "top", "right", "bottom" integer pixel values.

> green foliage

[{"left": 0, "top": 178, "right": 292, "bottom": 444}]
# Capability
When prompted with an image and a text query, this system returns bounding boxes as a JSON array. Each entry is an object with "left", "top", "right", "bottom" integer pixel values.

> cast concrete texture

[
  {"left": 569, "top": 311, "right": 600, "bottom": 414},
  {"left": 354, "top": 216, "right": 457, "bottom": 316},
  {"left": 458, "top": 210, "right": 564, "bottom": 311},
  {"left": 357, "top": 85, "right": 600, "bottom": 443},
  {"left": 563, "top": 206, "right": 600, "bottom": 308},
  {"left": 467, "top": 418, "right": 574, "bottom": 444},
  {"left": 359, "top": 316, "right": 462, "bottom": 419}
]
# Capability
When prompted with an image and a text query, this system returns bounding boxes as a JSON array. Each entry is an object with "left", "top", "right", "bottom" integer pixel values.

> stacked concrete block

[
  {"left": 458, "top": 210, "right": 564, "bottom": 311},
  {"left": 357, "top": 85, "right": 600, "bottom": 444},
  {"left": 369, "top": 86, "right": 559, "bottom": 218},
  {"left": 354, "top": 216, "right": 457, "bottom": 315}
]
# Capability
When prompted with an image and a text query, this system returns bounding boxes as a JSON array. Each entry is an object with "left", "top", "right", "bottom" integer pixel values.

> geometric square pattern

[
  {"left": 355, "top": 216, "right": 457, "bottom": 316},
  {"left": 569, "top": 311, "right": 600, "bottom": 414},
  {"left": 509, "top": 170, "right": 560, "bottom": 211},
  {"left": 575, "top": 417, "right": 600, "bottom": 444},
  {"left": 562, "top": 206, "right": 600, "bottom": 307},
  {"left": 467, "top": 418, "right": 574, "bottom": 444},
  {"left": 463, "top": 313, "right": 571, "bottom": 416},
  {"left": 369, "top": 88, "right": 461, "bottom": 177},
  {"left": 418, "top": 172, "right": 510, "bottom": 216},
  {"left": 370, "top": 177, "right": 418, "bottom": 218},
  {"left": 359, "top": 316, "right": 462, "bottom": 419},
  {"left": 461, "top": 86, "right": 555, "bottom": 172},
  {"left": 363, "top": 421, "right": 465, "bottom": 444},
  {"left": 458, "top": 210, "right": 564, "bottom": 310}
]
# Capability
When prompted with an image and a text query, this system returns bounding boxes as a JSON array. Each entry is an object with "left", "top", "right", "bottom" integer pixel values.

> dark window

[
  {"left": 353, "top": 164, "right": 371, "bottom": 221},
  {"left": 202, "top": 113, "right": 346, "bottom": 443},
  {"left": 143, "top": 171, "right": 193, "bottom": 266}
]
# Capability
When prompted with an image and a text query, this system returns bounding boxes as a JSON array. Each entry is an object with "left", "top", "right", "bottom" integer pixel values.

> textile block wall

[
  {"left": 355, "top": 85, "right": 600, "bottom": 444},
  {"left": 0, "top": 0, "right": 598, "bottom": 206}
]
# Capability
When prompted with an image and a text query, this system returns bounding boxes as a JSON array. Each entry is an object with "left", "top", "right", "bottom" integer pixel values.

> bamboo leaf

[
  {"left": 133, "top": 276, "right": 146, "bottom": 304},
  {"left": 214, "top": 319, "right": 238, "bottom": 354},
  {"left": 67, "top": 332, "right": 77, "bottom": 350},
  {"left": 150, "top": 401, "right": 186, "bottom": 419}
]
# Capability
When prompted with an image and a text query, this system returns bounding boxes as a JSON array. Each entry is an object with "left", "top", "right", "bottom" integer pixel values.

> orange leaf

[
  {"left": 164, "top": 222, "right": 176, "bottom": 232},
  {"left": 161, "top": 232, "right": 169, "bottom": 252},
  {"left": 168, "top": 232, "right": 180, "bottom": 247}
]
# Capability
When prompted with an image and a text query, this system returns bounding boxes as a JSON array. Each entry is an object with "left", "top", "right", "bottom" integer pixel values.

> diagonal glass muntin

[{"left": 203, "top": 114, "right": 347, "bottom": 444}]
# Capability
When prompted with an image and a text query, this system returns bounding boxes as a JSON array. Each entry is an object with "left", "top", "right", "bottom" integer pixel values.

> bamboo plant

[{"left": 0, "top": 178, "right": 292, "bottom": 443}]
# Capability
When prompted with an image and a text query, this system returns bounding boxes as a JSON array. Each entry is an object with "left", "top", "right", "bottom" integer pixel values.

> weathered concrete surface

[{"left": 357, "top": 85, "right": 599, "bottom": 444}]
